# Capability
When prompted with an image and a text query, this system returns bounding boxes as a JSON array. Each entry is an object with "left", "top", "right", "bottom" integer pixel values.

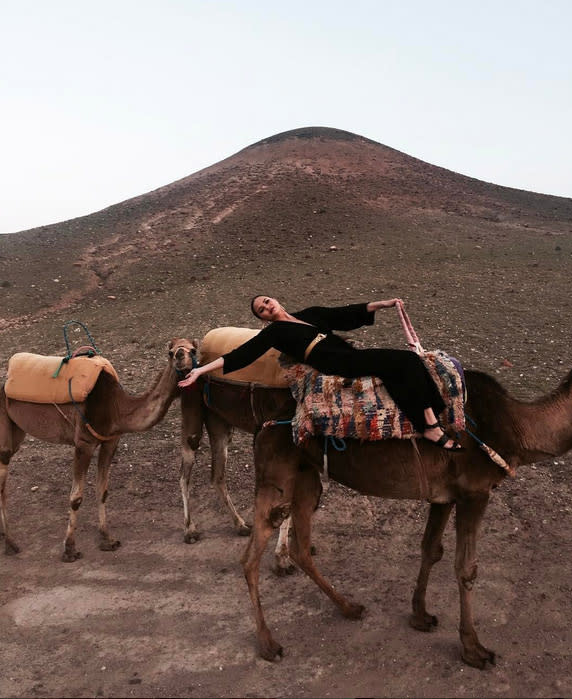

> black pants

[{"left": 308, "top": 336, "right": 445, "bottom": 433}]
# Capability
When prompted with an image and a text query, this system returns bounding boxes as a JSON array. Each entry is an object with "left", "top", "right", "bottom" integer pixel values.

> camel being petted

[
  {"left": 178, "top": 326, "right": 297, "bottom": 573},
  {"left": 0, "top": 324, "right": 196, "bottom": 562}
]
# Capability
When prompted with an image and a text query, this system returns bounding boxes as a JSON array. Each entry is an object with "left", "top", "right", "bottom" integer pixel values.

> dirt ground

[{"left": 1, "top": 129, "right": 572, "bottom": 698}]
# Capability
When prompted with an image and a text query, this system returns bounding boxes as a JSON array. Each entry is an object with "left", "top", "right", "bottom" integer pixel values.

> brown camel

[
  {"left": 0, "top": 338, "right": 196, "bottom": 561},
  {"left": 242, "top": 367, "right": 572, "bottom": 668},
  {"left": 178, "top": 375, "right": 297, "bottom": 572}
]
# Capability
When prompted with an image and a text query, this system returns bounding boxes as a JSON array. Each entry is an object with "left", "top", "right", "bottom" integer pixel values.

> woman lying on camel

[{"left": 178, "top": 295, "right": 463, "bottom": 451}]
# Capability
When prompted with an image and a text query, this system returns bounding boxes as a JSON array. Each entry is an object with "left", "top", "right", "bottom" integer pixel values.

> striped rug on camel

[{"left": 280, "top": 350, "right": 465, "bottom": 445}]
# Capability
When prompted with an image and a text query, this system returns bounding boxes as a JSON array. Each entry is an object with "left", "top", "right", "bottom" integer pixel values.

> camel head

[{"left": 168, "top": 338, "right": 198, "bottom": 379}]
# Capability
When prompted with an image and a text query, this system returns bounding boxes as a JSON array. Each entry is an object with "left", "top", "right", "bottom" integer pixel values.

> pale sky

[{"left": 1, "top": 0, "right": 571, "bottom": 234}]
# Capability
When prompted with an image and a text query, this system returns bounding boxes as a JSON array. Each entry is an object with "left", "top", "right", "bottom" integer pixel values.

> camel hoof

[
  {"left": 409, "top": 612, "right": 439, "bottom": 632},
  {"left": 4, "top": 539, "right": 21, "bottom": 555},
  {"left": 273, "top": 562, "right": 297, "bottom": 577},
  {"left": 461, "top": 646, "right": 496, "bottom": 669},
  {"left": 343, "top": 602, "right": 365, "bottom": 620},
  {"left": 62, "top": 550, "right": 83, "bottom": 563},
  {"left": 236, "top": 523, "right": 252, "bottom": 537},
  {"left": 184, "top": 531, "right": 201, "bottom": 544},
  {"left": 99, "top": 539, "right": 121, "bottom": 552},
  {"left": 259, "top": 640, "right": 284, "bottom": 662}
]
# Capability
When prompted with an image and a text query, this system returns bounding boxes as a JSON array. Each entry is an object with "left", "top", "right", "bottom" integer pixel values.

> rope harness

[
  {"left": 52, "top": 321, "right": 101, "bottom": 377},
  {"left": 66, "top": 377, "right": 118, "bottom": 442},
  {"left": 260, "top": 416, "right": 345, "bottom": 486},
  {"left": 464, "top": 415, "right": 515, "bottom": 476},
  {"left": 202, "top": 374, "right": 269, "bottom": 428}
]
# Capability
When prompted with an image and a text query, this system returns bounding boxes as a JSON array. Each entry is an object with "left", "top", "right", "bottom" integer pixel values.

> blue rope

[
  {"left": 63, "top": 320, "right": 100, "bottom": 356},
  {"left": 68, "top": 379, "right": 85, "bottom": 421},
  {"left": 462, "top": 413, "right": 484, "bottom": 445},
  {"left": 67, "top": 378, "right": 92, "bottom": 429},
  {"left": 323, "top": 435, "right": 347, "bottom": 458},
  {"left": 53, "top": 320, "right": 101, "bottom": 377},
  {"left": 329, "top": 436, "right": 347, "bottom": 451},
  {"left": 465, "top": 427, "right": 485, "bottom": 447}
]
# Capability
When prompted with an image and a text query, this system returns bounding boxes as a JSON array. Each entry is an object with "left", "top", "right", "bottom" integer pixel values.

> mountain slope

[{"left": 1, "top": 126, "right": 570, "bottom": 378}]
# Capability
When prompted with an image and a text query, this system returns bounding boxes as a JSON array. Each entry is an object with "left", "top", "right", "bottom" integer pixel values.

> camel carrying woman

[{"left": 178, "top": 296, "right": 463, "bottom": 451}]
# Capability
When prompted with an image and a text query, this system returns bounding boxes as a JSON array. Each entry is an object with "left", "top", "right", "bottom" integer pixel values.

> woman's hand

[
  {"left": 178, "top": 356, "right": 224, "bottom": 388},
  {"left": 367, "top": 298, "right": 403, "bottom": 311},
  {"left": 178, "top": 367, "right": 201, "bottom": 388}
]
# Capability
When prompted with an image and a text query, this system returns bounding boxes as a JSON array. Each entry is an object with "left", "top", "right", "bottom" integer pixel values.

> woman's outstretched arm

[{"left": 178, "top": 325, "right": 275, "bottom": 388}]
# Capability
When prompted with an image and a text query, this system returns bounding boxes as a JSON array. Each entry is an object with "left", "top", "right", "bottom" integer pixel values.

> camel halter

[{"left": 171, "top": 343, "right": 198, "bottom": 379}]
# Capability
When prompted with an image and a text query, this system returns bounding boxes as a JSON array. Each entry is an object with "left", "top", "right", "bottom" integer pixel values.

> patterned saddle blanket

[
  {"left": 281, "top": 350, "right": 465, "bottom": 445},
  {"left": 5, "top": 352, "right": 119, "bottom": 404}
]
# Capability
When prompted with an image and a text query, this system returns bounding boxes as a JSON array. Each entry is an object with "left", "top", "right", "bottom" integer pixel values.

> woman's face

[{"left": 253, "top": 295, "right": 280, "bottom": 321}]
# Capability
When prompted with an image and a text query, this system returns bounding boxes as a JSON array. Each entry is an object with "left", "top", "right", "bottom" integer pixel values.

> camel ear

[
  {"left": 193, "top": 338, "right": 199, "bottom": 349},
  {"left": 167, "top": 339, "right": 175, "bottom": 351}
]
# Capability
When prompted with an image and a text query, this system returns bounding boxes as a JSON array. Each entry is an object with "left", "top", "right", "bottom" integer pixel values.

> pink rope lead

[
  {"left": 395, "top": 301, "right": 424, "bottom": 355},
  {"left": 394, "top": 302, "right": 513, "bottom": 474}
]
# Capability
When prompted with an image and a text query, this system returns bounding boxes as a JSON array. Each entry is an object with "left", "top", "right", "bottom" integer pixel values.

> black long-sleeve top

[{"left": 222, "top": 303, "right": 374, "bottom": 375}]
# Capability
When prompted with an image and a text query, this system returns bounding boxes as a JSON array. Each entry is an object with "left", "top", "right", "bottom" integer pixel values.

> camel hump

[
  {"left": 200, "top": 327, "right": 289, "bottom": 387},
  {"left": 5, "top": 352, "right": 119, "bottom": 404}
]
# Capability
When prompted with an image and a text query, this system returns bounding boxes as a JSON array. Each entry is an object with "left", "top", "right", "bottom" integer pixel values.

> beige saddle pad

[
  {"left": 5, "top": 352, "right": 119, "bottom": 404},
  {"left": 200, "top": 327, "right": 289, "bottom": 387}
]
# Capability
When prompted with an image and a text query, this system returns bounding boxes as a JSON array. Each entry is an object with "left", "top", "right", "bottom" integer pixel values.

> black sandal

[
  {"left": 424, "top": 422, "right": 465, "bottom": 452},
  {"left": 432, "top": 433, "right": 465, "bottom": 452}
]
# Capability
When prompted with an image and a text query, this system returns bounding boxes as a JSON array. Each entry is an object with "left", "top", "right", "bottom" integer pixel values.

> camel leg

[
  {"left": 242, "top": 425, "right": 298, "bottom": 661},
  {"left": 410, "top": 502, "right": 454, "bottom": 631},
  {"left": 455, "top": 494, "right": 495, "bottom": 669},
  {"left": 0, "top": 461, "right": 21, "bottom": 555},
  {"left": 95, "top": 437, "right": 121, "bottom": 551},
  {"left": 272, "top": 516, "right": 296, "bottom": 576},
  {"left": 288, "top": 465, "right": 365, "bottom": 620},
  {"left": 206, "top": 412, "right": 250, "bottom": 536},
  {"left": 180, "top": 393, "right": 204, "bottom": 543},
  {"left": 63, "top": 441, "right": 96, "bottom": 562},
  {"left": 0, "top": 412, "right": 25, "bottom": 555},
  {"left": 242, "top": 485, "right": 291, "bottom": 661}
]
